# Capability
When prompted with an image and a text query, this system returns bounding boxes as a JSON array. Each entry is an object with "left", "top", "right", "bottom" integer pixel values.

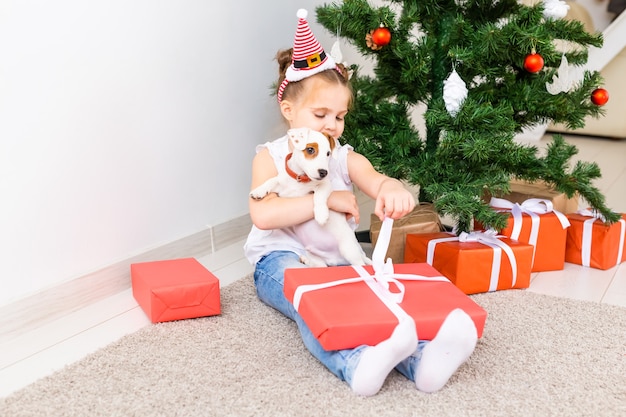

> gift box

[
  {"left": 484, "top": 180, "right": 579, "bottom": 214},
  {"left": 131, "top": 258, "right": 220, "bottom": 323},
  {"left": 484, "top": 197, "right": 570, "bottom": 272},
  {"left": 564, "top": 211, "right": 626, "bottom": 270},
  {"left": 284, "top": 262, "right": 487, "bottom": 351},
  {"left": 404, "top": 231, "right": 533, "bottom": 295},
  {"left": 370, "top": 203, "right": 442, "bottom": 263}
]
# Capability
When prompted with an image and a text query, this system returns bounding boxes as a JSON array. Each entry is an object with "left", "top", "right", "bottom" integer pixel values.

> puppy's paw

[
  {"left": 299, "top": 254, "right": 327, "bottom": 268},
  {"left": 249, "top": 186, "right": 268, "bottom": 200},
  {"left": 340, "top": 243, "right": 373, "bottom": 266},
  {"left": 314, "top": 206, "right": 330, "bottom": 225},
  {"left": 345, "top": 255, "right": 373, "bottom": 266}
]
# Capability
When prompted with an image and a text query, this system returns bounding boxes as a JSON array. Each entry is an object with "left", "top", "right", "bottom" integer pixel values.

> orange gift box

[
  {"left": 283, "top": 263, "right": 487, "bottom": 351},
  {"left": 484, "top": 198, "right": 571, "bottom": 272},
  {"left": 404, "top": 231, "right": 533, "bottom": 295},
  {"left": 564, "top": 212, "right": 626, "bottom": 270},
  {"left": 131, "top": 258, "right": 220, "bottom": 323}
]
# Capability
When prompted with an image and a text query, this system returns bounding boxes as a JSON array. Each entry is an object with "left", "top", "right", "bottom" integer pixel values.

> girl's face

[{"left": 280, "top": 77, "right": 351, "bottom": 140}]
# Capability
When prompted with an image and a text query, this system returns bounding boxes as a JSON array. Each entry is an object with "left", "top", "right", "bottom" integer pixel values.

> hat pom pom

[{"left": 297, "top": 9, "right": 308, "bottom": 19}]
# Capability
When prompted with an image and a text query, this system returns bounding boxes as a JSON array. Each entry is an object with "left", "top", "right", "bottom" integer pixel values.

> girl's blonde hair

[{"left": 276, "top": 48, "right": 352, "bottom": 106}]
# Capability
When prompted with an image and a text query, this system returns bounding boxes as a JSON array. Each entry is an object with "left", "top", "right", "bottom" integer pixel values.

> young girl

[{"left": 244, "top": 9, "right": 478, "bottom": 397}]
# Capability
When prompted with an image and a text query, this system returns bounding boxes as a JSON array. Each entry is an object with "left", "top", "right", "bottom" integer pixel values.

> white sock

[
  {"left": 351, "top": 318, "right": 417, "bottom": 397},
  {"left": 414, "top": 308, "right": 478, "bottom": 393}
]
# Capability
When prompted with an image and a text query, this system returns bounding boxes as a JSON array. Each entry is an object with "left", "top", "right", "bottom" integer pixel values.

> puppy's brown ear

[{"left": 323, "top": 132, "right": 336, "bottom": 152}]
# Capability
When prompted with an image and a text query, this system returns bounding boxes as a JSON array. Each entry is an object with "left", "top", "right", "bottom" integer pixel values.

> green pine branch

[{"left": 316, "top": 0, "right": 618, "bottom": 232}]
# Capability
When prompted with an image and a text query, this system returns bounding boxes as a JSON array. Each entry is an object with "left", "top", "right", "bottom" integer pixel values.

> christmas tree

[{"left": 316, "top": 0, "right": 620, "bottom": 232}]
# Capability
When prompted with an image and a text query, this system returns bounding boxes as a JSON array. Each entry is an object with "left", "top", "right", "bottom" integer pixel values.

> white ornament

[
  {"left": 546, "top": 54, "right": 584, "bottom": 94},
  {"left": 443, "top": 69, "right": 468, "bottom": 117},
  {"left": 330, "top": 39, "right": 353, "bottom": 79},
  {"left": 542, "top": 0, "right": 570, "bottom": 20},
  {"left": 330, "top": 40, "right": 343, "bottom": 64}
]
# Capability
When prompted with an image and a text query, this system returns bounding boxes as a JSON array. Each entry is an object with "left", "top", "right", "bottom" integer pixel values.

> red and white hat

[{"left": 277, "top": 9, "right": 338, "bottom": 103}]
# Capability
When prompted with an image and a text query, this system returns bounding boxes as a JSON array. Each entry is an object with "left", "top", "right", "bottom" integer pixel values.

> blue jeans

[{"left": 253, "top": 250, "right": 427, "bottom": 385}]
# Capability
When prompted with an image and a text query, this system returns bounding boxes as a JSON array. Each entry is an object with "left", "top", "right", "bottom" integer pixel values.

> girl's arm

[
  {"left": 347, "top": 151, "right": 416, "bottom": 221},
  {"left": 249, "top": 149, "right": 361, "bottom": 230}
]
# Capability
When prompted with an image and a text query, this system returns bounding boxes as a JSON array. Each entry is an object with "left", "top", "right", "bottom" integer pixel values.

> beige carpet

[{"left": 2, "top": 276, "right": 625, "bottom": 417}]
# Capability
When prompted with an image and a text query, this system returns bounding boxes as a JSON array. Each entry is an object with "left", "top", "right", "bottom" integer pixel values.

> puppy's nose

[{"left": 318, "top": 169, "right": 328, "bottom": 178}]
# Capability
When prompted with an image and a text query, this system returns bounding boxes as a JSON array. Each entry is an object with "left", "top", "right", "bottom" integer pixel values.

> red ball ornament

[
  {"left": 523, "top": 52, "right": 544, "bottom": 73},
  {"left": 371, "top": 26, "right": 391, "bottom": 46},
  {"left": 591, "top": 88, "right": 609, "bottom": 106}
]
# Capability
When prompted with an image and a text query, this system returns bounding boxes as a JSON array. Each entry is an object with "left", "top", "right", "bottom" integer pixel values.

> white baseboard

[{"left": 0, "top": 214, "right": 252, "bottom": 341}]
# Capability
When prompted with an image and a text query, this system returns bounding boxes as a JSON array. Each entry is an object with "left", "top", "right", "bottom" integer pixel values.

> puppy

[{"left": 250, "top": 127, "right": 371, "bottom": 267}]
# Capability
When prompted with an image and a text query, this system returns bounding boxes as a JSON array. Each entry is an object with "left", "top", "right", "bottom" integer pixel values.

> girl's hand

[
  {"left": 327, "top": 190, "right": 360, "bottom": 224},
  {"left": 347, "top": 151, "right": 416, "bottom": 221},
  {"left": 374, "top": 178, "right": 416, "bottom": 221}
]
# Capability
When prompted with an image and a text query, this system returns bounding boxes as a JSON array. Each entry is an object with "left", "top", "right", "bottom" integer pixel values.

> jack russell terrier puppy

[{"left": 250, "top": 127, "right": 372, "bottom": 267}]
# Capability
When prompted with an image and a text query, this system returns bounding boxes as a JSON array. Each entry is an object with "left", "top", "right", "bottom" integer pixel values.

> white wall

[{"left": 0, "top": 0, "right": 344, "bottom": 306}]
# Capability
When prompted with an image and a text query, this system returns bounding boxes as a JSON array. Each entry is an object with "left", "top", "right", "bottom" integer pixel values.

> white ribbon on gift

[
  {"left": 489, "top": 197, "right": 571, "bottom": 265},
  {"left": 576, "top": 209, "right": 625, "bottom": 267},
  {"left": 426, "top": 229, "right": 517, "bottom": 292},
  {"left": 292, "top": 217, "right": 450, "bottom": 329}
]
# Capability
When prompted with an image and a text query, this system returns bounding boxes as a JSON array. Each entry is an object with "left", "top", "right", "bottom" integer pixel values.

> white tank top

[{"left": 243, "top": 134, "right": 356, "bottom": 265}]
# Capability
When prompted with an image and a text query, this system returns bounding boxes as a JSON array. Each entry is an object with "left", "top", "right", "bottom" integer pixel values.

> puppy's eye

[
  {"left": 326, "top": 151, "right": 331, "bottom": 156},
  {"left": 305, "top": 147, "right": 316, "bottom": 155}
]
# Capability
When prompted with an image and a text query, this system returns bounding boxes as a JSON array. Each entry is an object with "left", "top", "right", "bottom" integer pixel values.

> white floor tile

[
  {"left": 602, "top": 263, "right": 626, "bottom": 307},
  {"left": 0, "top": 304, "right": 150, "bottom": 398},
  {"left": 0, "top": 289, "right": 144, "bottom": 368},
  {"left": 527, "top": 262, "right": 615, "bottom": 302}
]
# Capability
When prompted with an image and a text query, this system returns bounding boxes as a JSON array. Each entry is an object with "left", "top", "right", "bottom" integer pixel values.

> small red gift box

[
  {"left": 283, "top": 262, "right": 487, "bottom": 351},
  {"left": 564, "top": 211, "right": 626, "bottom": 270},
  {"left": 485, "top": 197, "right": 571, "bottom": 272},
  {"left": 404, "top": 231, "right": 533, "bottom": 295},
  {"left": 131, "top": 258, "right": 220, "bottom": 323}
]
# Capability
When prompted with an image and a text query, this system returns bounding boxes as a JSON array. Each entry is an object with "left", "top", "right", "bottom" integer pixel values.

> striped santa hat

[{"left": 277, "top": 9, "right": 338, "bottom": 103}]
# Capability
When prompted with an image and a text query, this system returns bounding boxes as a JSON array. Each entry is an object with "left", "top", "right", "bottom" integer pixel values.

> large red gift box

[
  {"left": 564, "top": 212, "right": 626, "bottom": 270},
  {"left": 404, "top": 231, "right": 533, "bottom": 295},
  {"left": 131, "top": 258, "right": 220, "bottom": 323},
  {"left": 486, "top": 197, "right": 571, "bottom": 272},
  {"left": 283, "top": 262, "right": 487, "bottom": 351}
]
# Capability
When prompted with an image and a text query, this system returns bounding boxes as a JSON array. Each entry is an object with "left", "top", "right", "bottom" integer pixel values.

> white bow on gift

[
  {"left": 489, "top": 197, "right": 570, "bottom": 265},
  {"left": 291, "top": 217, "right": 449, "bottom": 328},
  {"left": 425, "top": 229, "right": 517, "bottom": 292},
  {"left": 575, "top": 209, "right": 625, "bottom": 267},
  {"left": 576, "top": 208, "right": 607, "bottom": 223}
]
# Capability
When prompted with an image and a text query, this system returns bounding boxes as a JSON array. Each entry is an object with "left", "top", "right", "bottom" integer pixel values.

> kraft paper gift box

[
  {"left": 370, "top": 203, "right": 442, "bottom": 264},
  {"left": 131, "top": 258, "right": 220, "bottom": 323},
  {"left": 283, "top": 262, "right": 487, "bottom": 351},
  {"left": 482, "top": 197, "right": 571, "bottom": 272},
  {"left": 404, "top": 231, "right": 533, "bottom": 295},
  {"left": 483, "top": 179, "right": 579, "bottom": 215},
  {"left": 564, "top": 211, "right": 626, "bottom": 270}
]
